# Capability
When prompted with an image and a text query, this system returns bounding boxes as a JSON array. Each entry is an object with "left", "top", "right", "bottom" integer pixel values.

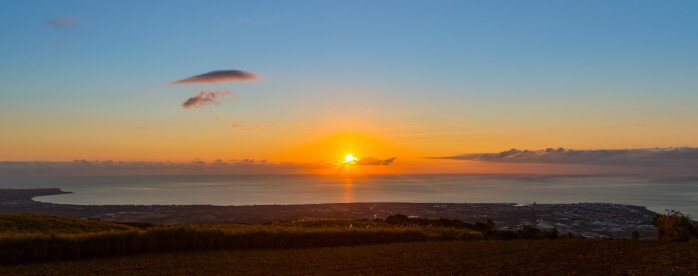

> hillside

[
  {"left": 0, "top": 214, "right": 134, "bottom": 234},
  {"left": 1, "top": 213, "right": 696, "bottom": 274},
  {"left": 2, "top": 240, "right": 697, "bottom": 275},
  {"left": 0, "top": 215, "right": 486, "bottom": 265}
]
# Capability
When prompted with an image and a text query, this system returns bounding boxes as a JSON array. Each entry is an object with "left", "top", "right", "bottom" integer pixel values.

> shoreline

[
  {"left": 31, "top": 188, "right": 654, "bottom": 210},
  {"left": 0, "top": 188, "right": 658, "bottom": 239}
]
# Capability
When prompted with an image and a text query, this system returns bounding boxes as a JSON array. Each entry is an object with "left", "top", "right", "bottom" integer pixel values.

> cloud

[
  {"left": 0, "top": 160, "right": 307, "bottom": 176},
  {"left": 182, "top": 90, "right": 235, "bottom": 108},
  {"left": 47, "top": 17, "right": 78, "bottom": 29},
  {"left": 356, "top": 157, "right": 396, "bottom": 166},
  {"left": 171, "top": 70, "right": 258, "bottom": 84},
  {"left": 429, "top": 147, "right": 698, "bottom": 168}
]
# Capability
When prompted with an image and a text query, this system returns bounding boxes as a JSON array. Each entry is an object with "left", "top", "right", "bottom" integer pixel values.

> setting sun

[{"left": 344, "top": 154, "right": 357, "bottom": 164}]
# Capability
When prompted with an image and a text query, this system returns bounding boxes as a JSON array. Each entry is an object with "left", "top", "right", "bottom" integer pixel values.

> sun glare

[{"left": 344, "top": 153, "right": 357, "bottom": 163}]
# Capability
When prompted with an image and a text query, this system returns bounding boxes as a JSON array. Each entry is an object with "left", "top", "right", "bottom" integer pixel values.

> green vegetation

[
  {"left": 3, "top": 240, "right": 697, "bottom": 275},
  {"left": 0, "top": 214, "right": 134, "bottom": 234},
  {"left": 383, "top": 214, "right": 564, "bottom": 240},
  {"left": 653, "top": 210, "right": 698, "bottom": 242}
]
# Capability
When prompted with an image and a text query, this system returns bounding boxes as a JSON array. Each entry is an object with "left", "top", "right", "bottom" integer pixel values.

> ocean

[{"left": 1, "top": 174, "right": 696, "bottom": 216}]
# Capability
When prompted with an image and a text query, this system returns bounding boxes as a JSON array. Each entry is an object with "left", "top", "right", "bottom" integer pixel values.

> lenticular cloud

[{"left": 171, "top": 70, "right": 258, "bottom": 84}]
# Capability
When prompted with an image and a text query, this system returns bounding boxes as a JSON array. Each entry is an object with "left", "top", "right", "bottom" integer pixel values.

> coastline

[{"left": 1, "top": 188, "right": 658, "bottom": 239}]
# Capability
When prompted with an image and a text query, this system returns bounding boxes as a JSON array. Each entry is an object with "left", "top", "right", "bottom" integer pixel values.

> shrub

[
  {"left": 385, "top": 214, "right": 410, "bottom": 225},
  {"left": 485, "top": 230, "right": 517, "bottom": 240},
  {"left": 516, "top": 226, "right": 540, "bottom": 239},
  {"left": 384, "top": 214, "right": 491, "bottom": 231},
  {"left": 653, "top": 210, "right": 697, "bottom": 242}
]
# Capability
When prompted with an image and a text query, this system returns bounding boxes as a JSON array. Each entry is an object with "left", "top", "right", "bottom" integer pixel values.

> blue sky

[{"left": 1, "top": 0, "right": 698, "bottom": 165}]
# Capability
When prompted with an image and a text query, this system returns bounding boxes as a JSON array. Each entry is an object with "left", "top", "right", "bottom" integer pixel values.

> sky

[{"left": 1, "top": 1, "right": 698, "bottom": 174}]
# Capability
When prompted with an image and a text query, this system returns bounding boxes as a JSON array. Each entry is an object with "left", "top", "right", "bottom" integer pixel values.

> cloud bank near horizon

[
  {"left": 430, "top": 147, "right": 698, "bottom": 168},
  {"left": 0, "top": 158, "right": 400, "bottom": 176},
  {"left": 356, "top": 157, "right": 396, "bottom": 166},
  {"left": 329, "top": 157, "right": 396, "bottom": 166},
  {"left": 182, "top": 90, "right": 235, "bottom": 108},
  {"left": 171, "top": 70, "right": 258, "bottom": 84},
  {"left": 0, "top": 159, "right": 308, "bottom": 175}
]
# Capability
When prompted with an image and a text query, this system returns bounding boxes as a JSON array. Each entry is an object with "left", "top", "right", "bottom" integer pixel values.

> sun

[{"left": 344, "top": 153, "right": 357, "bottom": 164}]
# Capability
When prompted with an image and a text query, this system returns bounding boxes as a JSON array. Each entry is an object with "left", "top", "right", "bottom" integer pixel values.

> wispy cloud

[
  {"left": 172, "top": 70, "right": 258, "bottom": 84},
  {"left": 356, "top": 157, "right": 396, "bottom": 166},
  {"left": 47, "top": 17, "right": 78, "bottom": 29},
  {"left": 182, "top": 90, "right": 236, "bottom": 109},
  {"left": 429, "top": 147, "right": 698, "bottom": 168}
]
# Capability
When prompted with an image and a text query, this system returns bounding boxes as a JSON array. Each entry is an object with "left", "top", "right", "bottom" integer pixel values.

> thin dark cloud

[
  {"left": 172, "top": 70, "right": 258, "bottom": 84},
  {"left": 429, "top": 147, "right": 698, "bottom": 168},
  {"left": 181, "top": 90, "right": 235, "bottom": 109},
  {"left": 47, "top": 17, "right": 78, "bottom": 29},
  {"left": 356, "top": 157, "right": 396, "bottom": 166}
]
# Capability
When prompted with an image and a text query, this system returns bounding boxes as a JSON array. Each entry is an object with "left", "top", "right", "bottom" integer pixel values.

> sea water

[{"left": 1, "top": 174, "right": 696, "bottom": 216}]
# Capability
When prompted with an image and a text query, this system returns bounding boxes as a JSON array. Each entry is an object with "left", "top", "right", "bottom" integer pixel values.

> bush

[
  {"left": 384, "top": 215, "right": 492, "bottom": 231},
  {"left": 653, "top": 210, "right": 697, "bottom": 242},
  {"left": 484, "top": 227, "right": 560, "bottom": 240},
  {"left": 485, "top": 230, "right": 517, "bottom": 240}
]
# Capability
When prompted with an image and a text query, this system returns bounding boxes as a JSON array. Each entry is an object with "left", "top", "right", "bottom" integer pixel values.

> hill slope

[
  {"left": 2, "top": 240, "right": 697, "bottom": 275},
  {"left": 0, "top": 214, "right": 134, "bottom": 234}
]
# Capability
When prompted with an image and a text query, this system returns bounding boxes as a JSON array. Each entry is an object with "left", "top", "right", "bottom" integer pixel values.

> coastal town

[{"left": 1, "top": 188, "right": 657, "bottom": 239}]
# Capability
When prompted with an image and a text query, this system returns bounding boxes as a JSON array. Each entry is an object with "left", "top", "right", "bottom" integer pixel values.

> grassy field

[
  {"left": 0, "top": 214, "right": 135, "bottom": 234},
  {"left": 0, "top": 215, "right": 483, "bottom": 265},
  {"left": 2, "top": 214, "right": 696, "bottom": 274},
  {"left": 2, "top": 240, "right": 697, "bottom": 275}
]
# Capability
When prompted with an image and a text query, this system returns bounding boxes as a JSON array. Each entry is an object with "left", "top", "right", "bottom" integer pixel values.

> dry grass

[
  {"left": 4, "top": 214, "right": 694, "bottom": 274},
  {"left": 653, "top": 210, "right": 698, "bottom": 241},
  {"left": 0, "top": 214, "right": 134, "bottom": 234},
  {"left": 2, "top": 240, "right": 697, "bottom": 275},
  {"left": 0, "top": 216, "right": 483, "bottom": 265}
]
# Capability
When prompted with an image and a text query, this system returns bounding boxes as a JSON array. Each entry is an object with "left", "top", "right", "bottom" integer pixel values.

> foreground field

[
  {"left": 0, "top": 214, "right": 134, "bottom": 234},
  {"left": 0, "top": 215, "right": 485, "bottom": 264},
  {"left": 3, "top": 240, "right": 697, "bottom": 275},
  {"left": 2, "top": 214, "right": 696, "bottom": 274}
]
